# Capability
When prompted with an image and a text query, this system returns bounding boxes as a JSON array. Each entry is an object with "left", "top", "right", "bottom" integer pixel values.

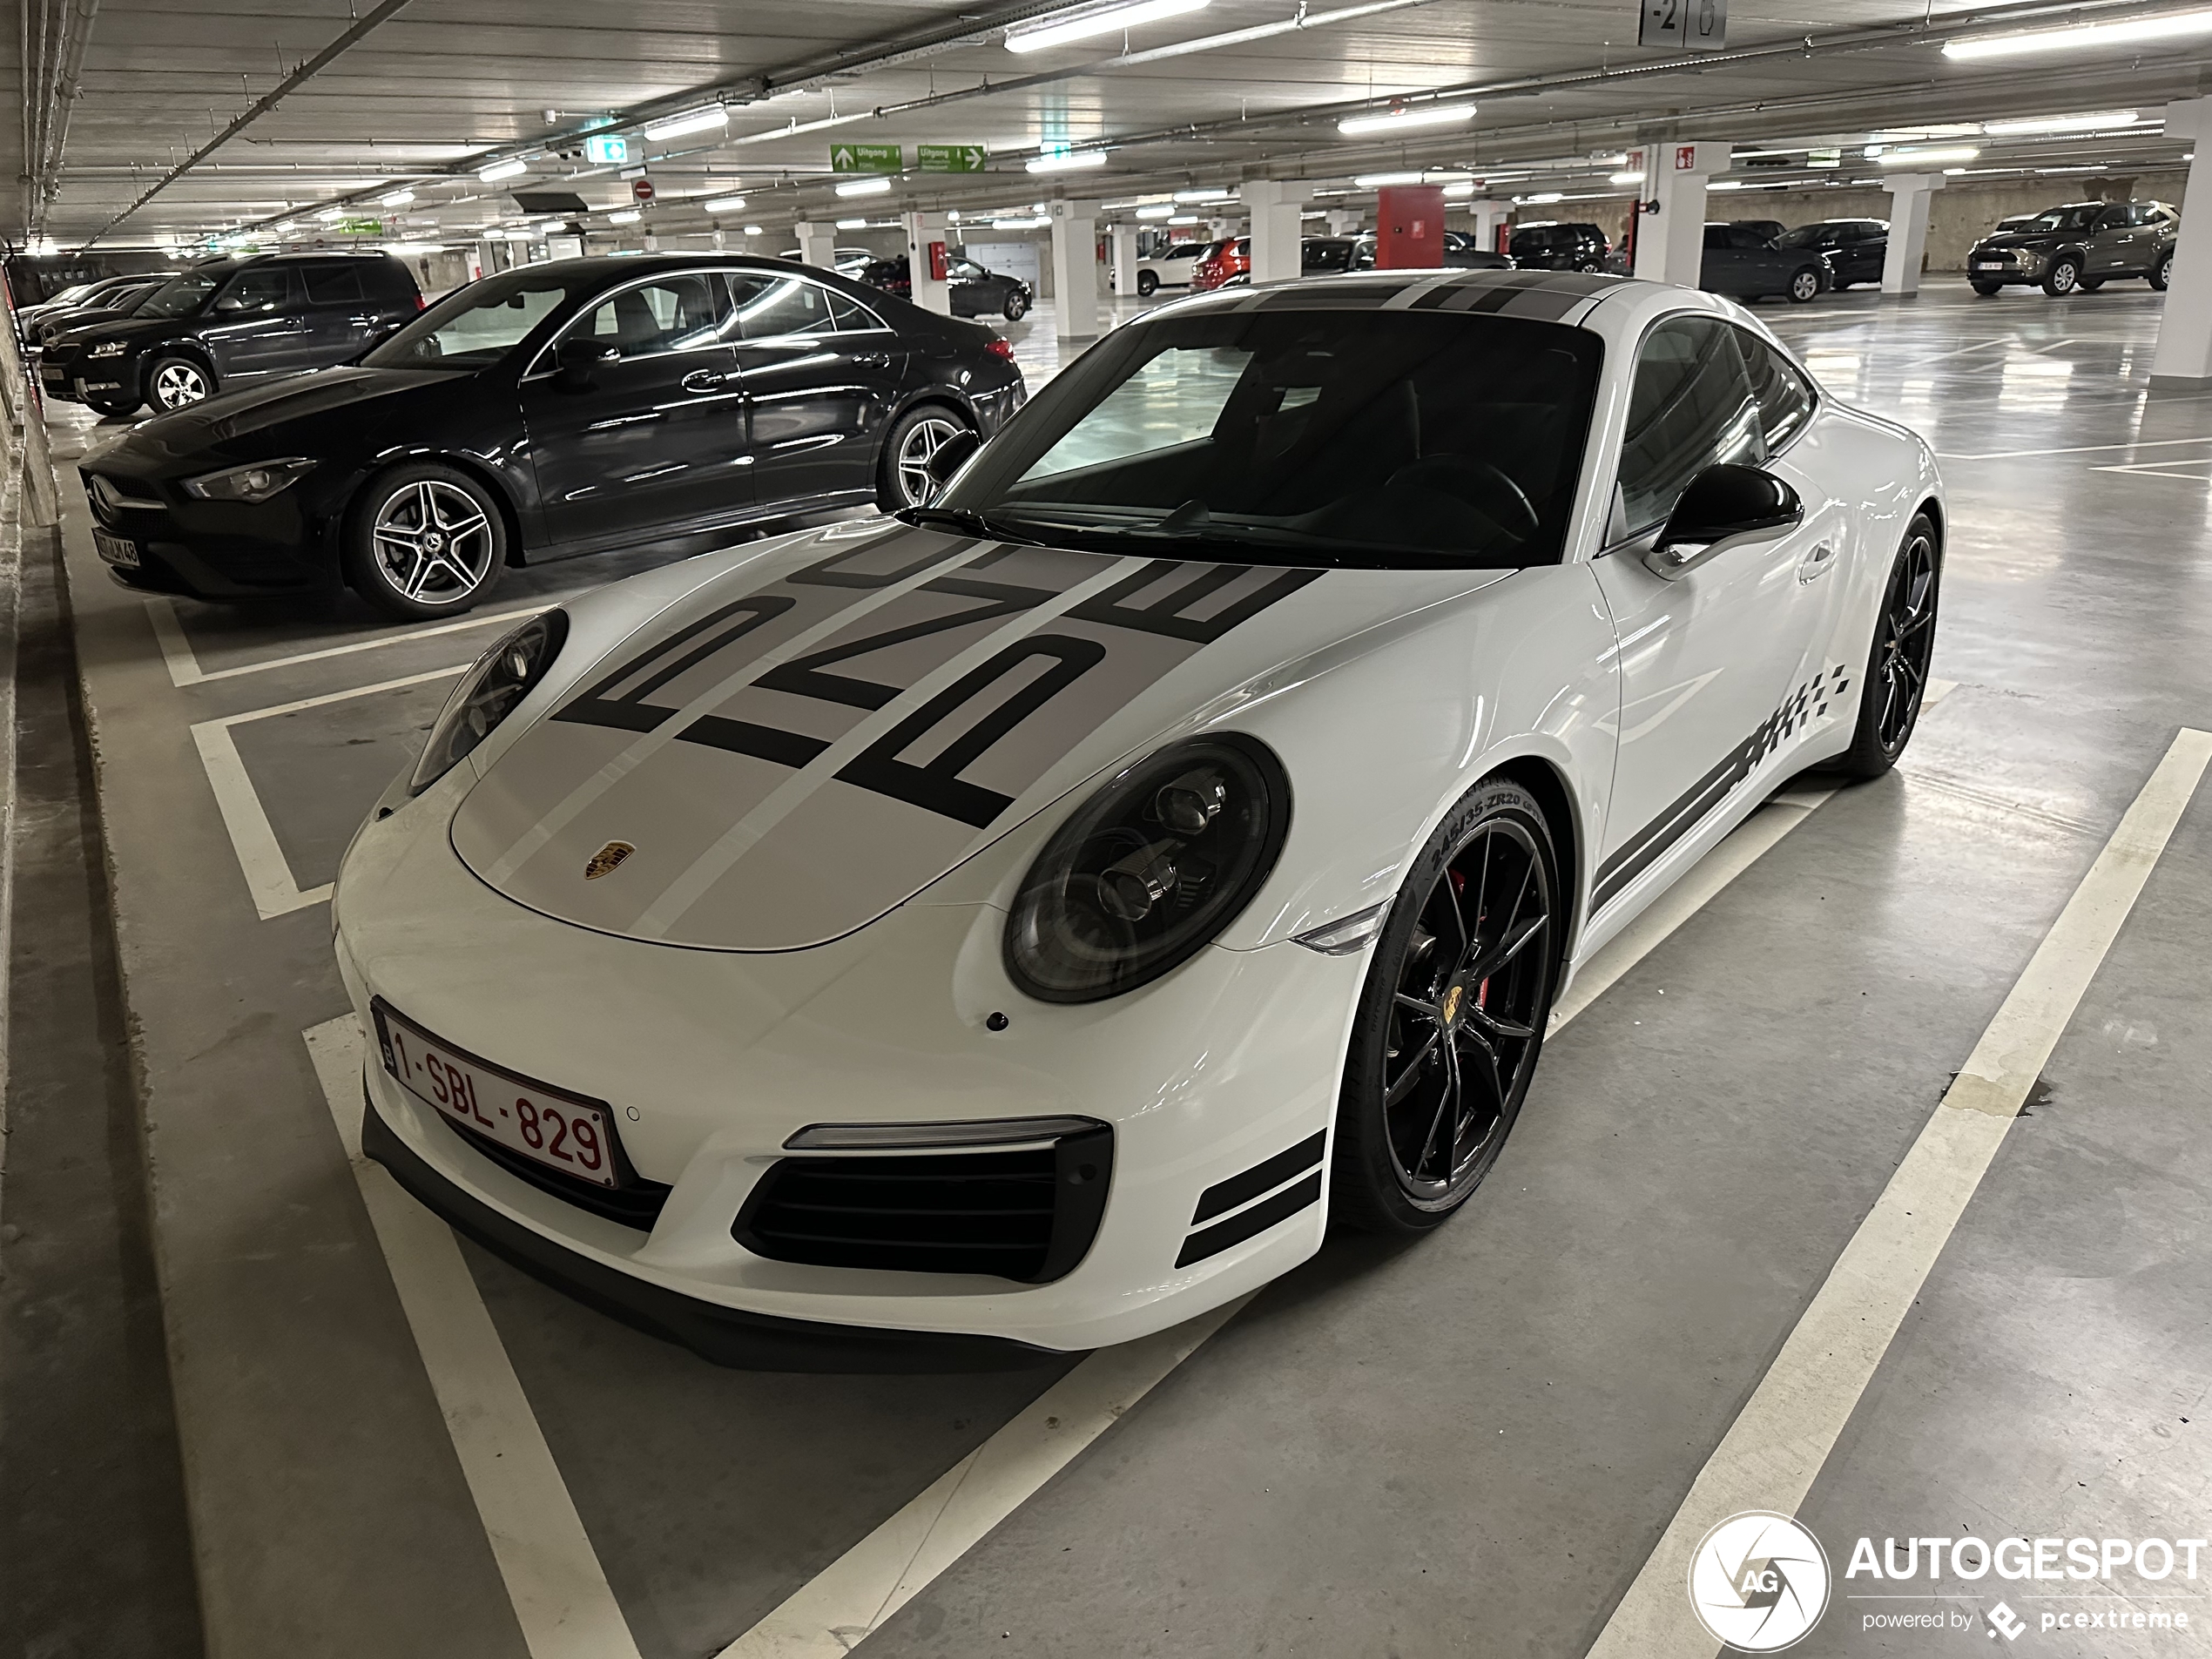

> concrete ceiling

[{"left": 10, "top": 0, "right": 2212, "bottom": 250}]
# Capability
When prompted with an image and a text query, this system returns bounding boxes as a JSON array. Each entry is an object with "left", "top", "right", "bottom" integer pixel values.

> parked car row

[{"left": 854, "top": 253, "right": 1032, "bottom": 320}]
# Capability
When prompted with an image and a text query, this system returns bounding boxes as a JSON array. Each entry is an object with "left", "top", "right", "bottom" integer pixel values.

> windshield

[
  {"left": 939, "top": 308, "right": 1602, "bottom": 570},
  {"left": 363, "top": 271, "right": 579, "bottom": 369},
  {"left": 2030, "top": 206, "right": 2100, "bottom": 232},
  {"left": 135, "top": 270, "right": 224, "bottom": 319}
]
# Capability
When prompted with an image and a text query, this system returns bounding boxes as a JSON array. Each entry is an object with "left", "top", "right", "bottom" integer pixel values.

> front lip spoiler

[{"left": 361, "top": 1089, "right": 1066, "bottom": 1374}]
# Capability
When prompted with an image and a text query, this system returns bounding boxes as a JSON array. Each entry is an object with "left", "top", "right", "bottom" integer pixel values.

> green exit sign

[
  {"left": 334, "top": 217, "right": 384, "bottom": 236},
  {"left": 916, "top": 143, "right": 988, "bottom": 173},
  {"left": 829, "top": 141, "right": 902, "bottom": 174}
]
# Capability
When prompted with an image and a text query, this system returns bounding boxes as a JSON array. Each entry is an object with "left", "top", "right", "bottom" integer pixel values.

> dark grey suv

[
  {"left": 38, "top": 252, "right": 422, "bottom": 415},
  {"left": 1966, "top": 200, "right": 2179, "bottom": 297}
]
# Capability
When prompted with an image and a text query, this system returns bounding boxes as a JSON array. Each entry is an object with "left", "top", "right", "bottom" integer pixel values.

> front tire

[
  {"left": 1831, "top": 513, "right": 1940, "bottom": 781},
  {"left": 2151, "top": 250, "right": 2174, "bottom": 291},
  {"left": 1331, "top": 777, "right": 1561, "bottom": 1235},
  {"left": 85, "top": 392, "right": 141, "bottom": 418},
  {"left": 1971, "top": 280, "right": 2003, "bottom": 296},
  {"left": 1787, "top": 266, "right": 1823, "bottom": 303},
  {"left": 145, "top": 353, "right": 213, "bottom": 411},
  {"left": 342, "top": 463, "right": 506, "bottom": 619},
  {"left": 876, "top": 405, "right": 973, "bottom": 511},
  {"left": 2079, "top": 277, "right": 2105, "bottom": 293},
  {"left": 1001, "top": 290, "right": 1028, "bottom": 321},
  {"left": 2042, "top": 255, "right": 2082, "bottom": 296}
]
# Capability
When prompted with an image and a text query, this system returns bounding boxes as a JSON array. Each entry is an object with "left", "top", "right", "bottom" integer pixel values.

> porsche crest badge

[{"left": 583, "top": 840, "right": 635, "bottom": 880}]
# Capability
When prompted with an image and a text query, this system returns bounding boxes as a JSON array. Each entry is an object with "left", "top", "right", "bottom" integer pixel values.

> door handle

[
  {"left": 682, "top": 368, "right": 729, "bottom": 393},
  {"left": 851, "top": 351, "right": 891, "bottom": 368},
  {"left": 1797, "top": 541, "right": 1837, "bottom": 583}
]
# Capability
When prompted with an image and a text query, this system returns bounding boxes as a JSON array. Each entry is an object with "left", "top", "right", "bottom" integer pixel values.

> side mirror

[
  {"left": 1647, "top": 463, "right": 1801, "bottom": 578},
  {"left": 925, "top": 428, "right": 982, "bottom": 490},
  {"left": 555, "top": 336, "right": 617, "bottom": 388}
]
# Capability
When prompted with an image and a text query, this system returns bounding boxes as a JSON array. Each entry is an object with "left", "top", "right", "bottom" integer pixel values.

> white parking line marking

[
  {"left": 1585, "top": 726, "right": 2212, "bottom": 1659},
  {"left": 1937, "top": 434, "right": 2212, "bottom": 462},
  {"left": 192, "top": 664, "right": 464, "bottom": 918},
  {"left": 146, "top": 593, "right": 550, "bottom": 688},
  {"left": 305, "top": 1018, "right": 644, "bottom": 1659}
]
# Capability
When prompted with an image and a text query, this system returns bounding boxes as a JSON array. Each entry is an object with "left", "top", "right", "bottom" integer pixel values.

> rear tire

[
  {"left": 2041, "top": 255, "right": 2082, "bottom": 296},
  {"left": 342, "top": 462, "right": 506, "bottom": 620},
  {"left": 1136, "top": 271, "right": 1158, "bottom": 297},
  {"left": 145, "top": 353, "right": 213, "bottom": 412},
  {"left": 2079, "top": 277, "right": 2105, "bottom": 293},
  {"left": 876, "top": 405, "right": 974, "bottom": 511},
  {"left": 1331, "top": 777, "right": 1561, "bottom": 1236},
  {"left": 1831, "top": 513, "right": 1940, "bottom": 781}
]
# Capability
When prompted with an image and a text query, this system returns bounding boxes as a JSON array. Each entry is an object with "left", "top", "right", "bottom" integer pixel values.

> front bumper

[
  {"left": 335, "top": 766, "right": 1363, "bottom": 1358},
  {"left": 78, "top": 462, "right": 340, "bottom": 598}
]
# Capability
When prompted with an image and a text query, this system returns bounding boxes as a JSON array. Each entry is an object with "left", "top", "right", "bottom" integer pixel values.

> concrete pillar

[
  {"left": 903, "top": 211, "right": 952, "bottom": 314},
  {"left": 2153, "top": 98, "right": 2212, "bottom": 381},
  {"left": 1632, "top": 140, "right": 1726, "bottom": 287},
  {"left": 1109, "top": 224, "right": 1140, "bottom": 297},
  {"left": 792, "top": 220, "right": 838, "bottom": 269},
  {"left": 1468, "top": 199, "right": 1512, "bottom": 258},
  {"left": 1325, "top": 209, "right": 1361, "bottom": 236},
  {"left": 1241, "top": 179, "right": 1306, "bottom": 285},
  {"left": 1048, "top": 199, "right": 1102, "bottom": 340},
  {"left": 1878, "top": 174, "right": 1946, "bottom": 297}
]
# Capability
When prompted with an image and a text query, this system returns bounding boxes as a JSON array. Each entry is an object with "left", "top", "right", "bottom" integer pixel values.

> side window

[
  {"left": 729, "top": 273, "right": 840, "bottom": 339},
  {"left": 1617, "top": 316, "right": 1763, "bottom": 536},
  {"left": 575, "top": 275, "right": 725, "bottom": 357},
  {"left": 2094, "top": 206, "right": 2128, "bottom": 232},
  {"left": 217, "top": 266, "right": 299, "bottom": 313},
  {"left": 1736, "top": 327, "right": 1815, "bottom": 453},
  {"left": 302, "top": 264, "right": 366, "bottom": 306},
  {"left": 2128, "top": 203, "right": 2163, "bottom": 227},
  {"left": 825, "top": 288, "right": 880, "bottom": 331},
  {"left": 1703, "top": 225, "right": 1730, "bottom": 251}
]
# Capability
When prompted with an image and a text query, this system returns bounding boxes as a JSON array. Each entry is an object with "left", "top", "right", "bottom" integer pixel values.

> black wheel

[
  {"left": 2041, "top": 255, "right": 2082, "bottom": 297},
  {"left": 2078, "top": 277, "right": 2105, "bottom": 293},
  {"left": 877, "top": 405, "right": 973, "bottom": 511},
  {"left": 145, "top": 353, "right": 213, "bottom": 411},
  {"left": 1332, "top": 778, "right": 1561, "bottom": 1235},
  {"left": 1136, "top": 270, "right": 1158, "bottom": 297},
  {"left": 2151, "top": 250, "right": 2174, "bottom": 292},
  {"left": 1831, "top": 513, "right": 1940, "bottom": 780},
  {"left": 1786, "top": 266, "right": 1822, "bottom": 304},
  {"left": 342, "top": 462, "right": 506, "bottom": 619},
  {"left": 85, "top": 392, "right": 140, "bottom": 418},
  {"left": 1001, "top": 290, "right": 1028, "bottom": 321},
  {"left": 1971, "top": 280, "right": 2003, "bottom": 297}
]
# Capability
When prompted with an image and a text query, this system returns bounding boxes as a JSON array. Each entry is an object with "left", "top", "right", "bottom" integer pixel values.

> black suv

[
  {"left": 1773, "top": 219, "right": 1889, "bottom": 289},
  {"left": 1508, "top": 221, "right": 1609, "bottom": 271},
  {"left": 39, "top": 253, "right": 421, "bottom": 415},
  {"left": 1966, "top": 200, "right": 2180, "bottom": 297}
]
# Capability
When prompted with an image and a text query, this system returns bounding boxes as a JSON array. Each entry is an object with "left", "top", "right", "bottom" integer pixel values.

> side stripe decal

[
  {"left": 1191, "top": 1130, "right": 1326, "bottom": 1224},
  {"left": 1175, "top": 1130, "right": 1328, "bottom": 1268},
  {"left": 1177, "top": 1172, "right": 1325, "bottom": 1269}
]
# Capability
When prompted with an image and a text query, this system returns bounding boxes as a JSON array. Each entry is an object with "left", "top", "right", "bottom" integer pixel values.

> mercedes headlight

[
  {"left": 88, "top": 340, "right": 127, "bottom": 358},
  {"left": 409, "top": 610, "right": 568, "bottom": 795},
  {"left": 183, "top": 457, "right": 317, "bottom": 502},
  {"left": 1004, "top": 735, "right": 1291, "bottom": 1003}
]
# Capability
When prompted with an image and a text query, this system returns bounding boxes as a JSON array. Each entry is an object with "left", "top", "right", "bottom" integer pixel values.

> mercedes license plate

[{"left": 91, "top": 529, "right": 139, "bottom": 568}]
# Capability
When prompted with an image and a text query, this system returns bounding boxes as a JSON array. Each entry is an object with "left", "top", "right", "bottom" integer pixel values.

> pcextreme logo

[{"left": 1688, "top": 1512, "right": 1832, "bottom": 1652}]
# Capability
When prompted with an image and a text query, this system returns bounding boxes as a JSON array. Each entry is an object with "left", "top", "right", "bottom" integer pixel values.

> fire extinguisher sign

[{"left": 1638, "top": 0, "right": 1726, "bottom": 51}]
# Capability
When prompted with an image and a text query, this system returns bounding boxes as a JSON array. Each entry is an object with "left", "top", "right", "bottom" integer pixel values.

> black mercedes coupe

[{"left": 78, "top": 254, "right": 1027, "bottom": 617}]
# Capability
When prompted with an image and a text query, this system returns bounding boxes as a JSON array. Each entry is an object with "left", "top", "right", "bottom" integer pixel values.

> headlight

[
  {"left": 1004, "top": 735, "right": 1291, "bottom": 1003},
  {"left": 182, "top": 458, "right": 317, "bottom": 502},
  {"left": 408, "top": 610, "right": 568, "bottom": 795},
  {"left": 88, "top": 341, "right": 127, "bottom": 358}
]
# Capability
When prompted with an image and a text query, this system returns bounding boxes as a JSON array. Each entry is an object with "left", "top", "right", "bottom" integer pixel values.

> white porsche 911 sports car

[{"left": 335, "top": 266, "right": 1942, "bottom": 1368}]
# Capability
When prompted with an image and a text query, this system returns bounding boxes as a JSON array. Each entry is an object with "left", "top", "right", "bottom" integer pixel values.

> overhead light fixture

[
  {"left": 1352, "top": 169, "right": 1471, "bottom": 187},
  {"left": 316, "top": 207, "right": 348, "bottom": 222},
  {"left": 835, "top": 216, "right": 870, "bottom": 229},
  {"left": 1440, "top": 181, "right": 1474, "bottom": 199},
  {"left": 1881, "top": 145, "right": 1979, "bottom": 165},
  {"left": 742, "top": 223, "right": 764, "bottom": 234},
  {"left": 1520, "top": 190, "right": 1563, "bottom": 203},
  {"left": 704, "top": 193, "right": 748, "bottom": 212},
  {"left": 1982, "top": 110, "right": 2140, "bottom": 136},
  {"left": 1338, "top": 103, "right": 1475, "bottom": 138},
  {"left": 1609, "top": 169, "right": 1645, "bottom": 185},
  {"left": 991, "top": 215, "right": 1052, "bottom": 228},
  {"left": 1136, "top": 203, "right": 1175, "bottom": 219},
  {"left": 835, "top": 176, "right": 893, "bottom": 197},
  {"left": 1005, "top": 0, "right": 1211, "bottom": 54},
  {"left": 609, "top": 208, "right": 641, "bottom": 224},
  {"left": 1706, "top": 179, "right": 1745, "bottom": 191},
  {"left": 643, "top": 105, "right": 728, "bottom": 141},
  {"left": 1869, "top": 125, "right": 1981, "bottom": 143},
  {"left": 1028, "top": 149, "right": 1109, "bottom": 173},
  {"left": 378, "top": 187, "right": 416, "bottom": 207},
  {"left": 1173, "top": 187, "right": 1236, "bottom": 202},
  {"left": 1167, "top": 212, "right": 1199, "bottom": 224},
  {"left": 478, "top": 158, "right": 529, "bottom": 183},
  {"left": 1948, "top": 9, "right": 2212, "bottom": 57}
]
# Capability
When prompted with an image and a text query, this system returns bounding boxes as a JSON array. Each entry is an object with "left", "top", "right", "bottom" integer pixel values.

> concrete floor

[{"left": 11, "top": 283, "right": 2212, "bottom": 1658}]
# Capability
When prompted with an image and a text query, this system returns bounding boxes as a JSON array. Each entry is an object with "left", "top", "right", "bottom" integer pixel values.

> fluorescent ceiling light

[
  {"left": 478, "top": 158, "right": 528, "bottom": 182},
  {"left": 1028, "top": 149, "right": 1109, "bottom": 173},
  {"left": 1441, "top": 182, "right": 1474, "bottom": 199},
  {"left": 1609, "top": 169, "right": 1645, "bottom": 185},
  {"left": 378, "top": 188, "right": 415, "bottom": 207},
  {"left": 705, "top": 194, "right": 748, "bottom": 212},
  {"left": 1520, "top": 191, "right": 1563, "bottom": 203},
  {"left": 1881, "top": 145, "right": 1979, "bottom": 165},
  {"left": 1338, "top": 103, "right": 1475, "bottom": 138},
  {"left": 1982, "top": 110, "right": 2139, "bottom": 136},
  {"left": 1136, "top": 203, "right": 1175, "bottom": 218},
  {"left": 1947, "top": 9, "right": 2212, "bottom": 58},
  {"left": 609, "top": 208, "right": 641, "bottom": 224},
  {"left": 1352, "top": 169, "right": 1471, "bottom": 187},
  {"left": 742, "top": 224, "right": 764, "bottom": 234},
  {"left": 992, "top": 215, "right": 1051, "bottom": 228},
  {"left": 1869, "top": 125, "right": 1981, "bottom": 143},
  {"left": 1173, "top": 187, "right": 1236, "bottom": 202},
  {"left": 835, "top": 217, "right": 869, "bottom": 229},
  {"left": 316, "top": 207, "right": 348, "bottom": 222},
  {"left": 1006, "top": 0, "right": 1211, "bottom": 54},
  {"left": 643, "top": 105, "right": 728, "bottom": 141},
  {"left": 835, "top": 176, "right": 893, "bottom": 197},
  {"left": 1706, "top": 180, "right": 1743, "bottom": 191}
]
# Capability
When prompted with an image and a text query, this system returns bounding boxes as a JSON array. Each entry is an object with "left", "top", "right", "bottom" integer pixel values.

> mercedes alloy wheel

[{"left": 344, "top": 464, "right": 504, "bottom": 619}]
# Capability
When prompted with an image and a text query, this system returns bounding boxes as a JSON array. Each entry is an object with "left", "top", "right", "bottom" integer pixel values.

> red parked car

[{"left": 1188, "top": 237, "right": 1250, "bottom": 292}]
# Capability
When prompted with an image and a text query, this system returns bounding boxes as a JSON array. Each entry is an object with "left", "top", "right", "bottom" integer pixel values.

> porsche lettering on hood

[{"left": 452, "top": 525, "right": 1322, "bottom": 949}]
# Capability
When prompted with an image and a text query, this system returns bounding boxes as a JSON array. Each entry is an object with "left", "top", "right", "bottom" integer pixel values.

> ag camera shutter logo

[{"left": 1688, "top": 1511, "right": 1831, "bottom": 1651}]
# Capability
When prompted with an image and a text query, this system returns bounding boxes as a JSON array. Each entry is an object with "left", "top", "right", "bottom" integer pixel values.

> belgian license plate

[
  {"left": 374, "top": 1003, "right": 621, "bottom": 1188},
  {"left": 1973, "top": 261, "right": 2004, "bottom": 271},
  {"left": 91, "top": 529, "right": 139, "bottom": 568},
  {"left": 39, "top": 364, "right": 62, "bottom": 386}
]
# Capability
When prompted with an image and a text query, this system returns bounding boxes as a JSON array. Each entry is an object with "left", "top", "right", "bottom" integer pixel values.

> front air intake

[{"left": 732, "top": 1124, "right": 1113, "bottom": 1283}]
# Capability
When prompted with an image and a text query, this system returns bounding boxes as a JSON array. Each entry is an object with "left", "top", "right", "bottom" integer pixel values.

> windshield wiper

[{"left": 893, "top": 504, "right": 1041, "bottom": 545}]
